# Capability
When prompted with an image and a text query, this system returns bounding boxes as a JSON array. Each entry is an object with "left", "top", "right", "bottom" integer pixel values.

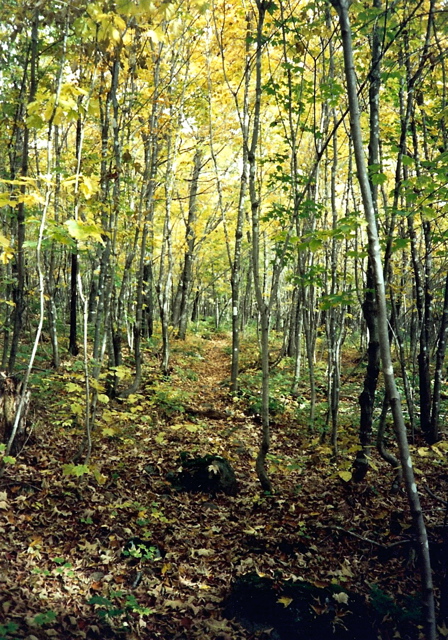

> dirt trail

[
  {"left": 171, "top": 337, "right": 234, "bottom": 416},
  {"left": 194, "top": 339, "right": 230, "bottom": 401}
]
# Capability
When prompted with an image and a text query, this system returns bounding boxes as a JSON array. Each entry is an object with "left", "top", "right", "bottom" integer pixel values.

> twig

[
  {"left": 424, "top": 484, "right": 448, "bottom": 507},
  {"left": 0, "top": 478, "right": 41, "bottom": 491},
  {"left": 332, "top": 526, "right": 411, "bottom": 550}
]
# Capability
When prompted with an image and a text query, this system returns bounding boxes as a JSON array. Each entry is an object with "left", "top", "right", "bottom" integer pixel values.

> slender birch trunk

[{"left": 330, "top": 2, "right": 436, "bottom": 637}]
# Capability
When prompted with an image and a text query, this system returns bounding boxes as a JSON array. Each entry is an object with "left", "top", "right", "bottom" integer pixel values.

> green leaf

[
  {"left": 370, "top": 172, "right": 387, "bottom": 186},
  {"left": 62, "top": 464, "right": 90, "bottom": 477},
  {"left": 88, "top": 595, "right": 113, "bottom": 606},
  {"left": 65, "top": 219, "right": 105, "bottom": 245},
  {"left": 0, "top": 622, "right": 19, "bottom": 636},
  {"left": 32, "top": 611, "right": 57, "bottom": 626},
  {"left": 401, "top": 154, "right": 414, "bottom": 166},
  {"left": 66, "top": 382, "right": 83, "bottom": 393}
]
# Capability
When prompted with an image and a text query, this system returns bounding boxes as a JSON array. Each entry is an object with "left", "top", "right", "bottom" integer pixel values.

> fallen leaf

[
  {"left": 164, "top": 600, "right": 185, "bottom": 610},
  {"left": 277, "top": 596, "right": 293, "bottom": 607},
  {"left": 333, "top": 592, "right": 349, "bottom": 604},
  {"left": 194, "top": 548, "right": 214, "bottom": 557}
]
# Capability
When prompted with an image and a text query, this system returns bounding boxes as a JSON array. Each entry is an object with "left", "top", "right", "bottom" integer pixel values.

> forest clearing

[{"left": 1, "top": 328, "right": 448, "bottom": 640}]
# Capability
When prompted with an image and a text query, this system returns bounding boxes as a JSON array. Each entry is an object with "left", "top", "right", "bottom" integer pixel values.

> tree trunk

[
  {"left": 177, "top": 146, "right": 203, "bottom": 341},
  {"left": 353, "top": 0, "right": 381, "bottom": 481},
  {"left": 8, "top": 12, "right": 38, "bottom": 372},
  {"left": 249, "top": 1, "right": 271, "bottom": 493},
  {"left": 430, "top": 271, "right": 448, "bottom": 443},
  {"left": 330, "top": 2, "right": 436, "bottom": 637}
]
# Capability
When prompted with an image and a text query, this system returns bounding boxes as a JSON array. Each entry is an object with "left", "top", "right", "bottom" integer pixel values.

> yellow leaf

[
  {"left": 243, "top": 526, "right": 257, "bottom": 535},
  {"left": 277, "top": 596, "right": 293, "bottom": 607},
  {"left": 417, "top": 447, "right": 430, "bottom": 457},
  {"left": 338, "top": 471, "right": 352, "bottom": 482},
  {"left": 0, "top": 490, "right": 8, "bottom": 510},
  {"left": 0, "top": 194, "right": 15, "bottom": 207},
  {"left": 17, "top": 192, "right": 45, "bottom": 206},
  {"left": 340, "top": 561, "right": 354, "bottom": 577},
  {"left": 92, "top": 468, "right": 107, "bottom": 485},
  {"left": 438, "top": 620, "right": 448, "bottom": 637},
  {"left": 90, "top": 378, "right": 105, "bottom": 391},
  {"left": 97, "top": 393, "right": 109, "bottom": 404},
  {"left": 70, "top": 402, "right": 83, "bottom": 415},
  {"left": 65, "top": 219, "right": 105, "bottom": 245},
  {"left": 0, "top": 248, "right": 14, "bottom": 264},
  {"left": 79, "top": 176, "right": 98, "bottom": 199},
  {"left": 186, "top": 424, "right": 199, "bottom": 432}
]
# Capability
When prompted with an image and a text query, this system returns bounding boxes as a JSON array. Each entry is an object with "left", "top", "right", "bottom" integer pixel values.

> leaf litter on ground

[{"left": 0, "top": 335, "right": 446, "bottom": 639}]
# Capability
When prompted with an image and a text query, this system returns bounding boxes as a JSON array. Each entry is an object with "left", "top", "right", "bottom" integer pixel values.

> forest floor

[{"left": 1, "top": 330, "right": 448, "bottom": 639}]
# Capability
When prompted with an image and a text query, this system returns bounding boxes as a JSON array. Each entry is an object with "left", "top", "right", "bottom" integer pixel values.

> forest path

[
  {"left": 167, "top": 334, "right": 258, "bottom": 458},
  {"left": 167, "top": 335, "right": 231, "bottom": 412},
  {"left": 0, "top": 333, "right": 438, "bottom": 640},
  {"left": 189, "top": 337, "right": 232, "bottom": 408}
]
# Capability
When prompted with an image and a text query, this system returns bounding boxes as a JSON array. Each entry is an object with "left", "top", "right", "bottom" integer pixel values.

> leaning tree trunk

[{"left": 330, "top": 2, "right": 436, "bottom": 637}]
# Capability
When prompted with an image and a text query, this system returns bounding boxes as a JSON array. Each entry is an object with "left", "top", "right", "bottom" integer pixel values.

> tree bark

[
  {"left": 249, "top": 0, "right": 272, "bottom": 493},
  {"left": 8, "top": 12, "right": 38, "bottom": 372},
  {"left": 330, "top": 2, "right": 436, "bottom": 637},
  {"left": 177, "top": 146, "right": 203, "bottom": 341},
  {"left": 353, "top": 0, "right": 381, "bottom": 481}
]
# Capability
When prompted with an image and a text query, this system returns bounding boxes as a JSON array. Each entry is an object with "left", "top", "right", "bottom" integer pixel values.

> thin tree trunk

[
  {"left": 249, "top": 1, "right": 271, "bottom": 493},
  {"left": 177, "top": 146, "right": 203, "bottom": 341},
  {"left": 376, "top": 392, "right": 401, "bottom": 490},
  {"left": 9, "top": 12, "right": 38, "bottom": 372},
  {"left": 353, "top": 0, "right": 381, "bottom": 481},
  {"left": 430, "top": 271, "right": 448, "bottom": 442},
  {"left": 331, "top": 2, "right": 436, "bottom": 637}
]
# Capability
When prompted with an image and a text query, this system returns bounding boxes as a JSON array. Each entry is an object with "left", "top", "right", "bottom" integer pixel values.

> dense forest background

[{"left": 1, "top": 0, "right": 448, "bottom": 638}]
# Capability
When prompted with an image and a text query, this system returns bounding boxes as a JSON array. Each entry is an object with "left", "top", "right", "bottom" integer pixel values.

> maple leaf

[{"left": 208, "top": 461, "right": 220, "bottom": 475}]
